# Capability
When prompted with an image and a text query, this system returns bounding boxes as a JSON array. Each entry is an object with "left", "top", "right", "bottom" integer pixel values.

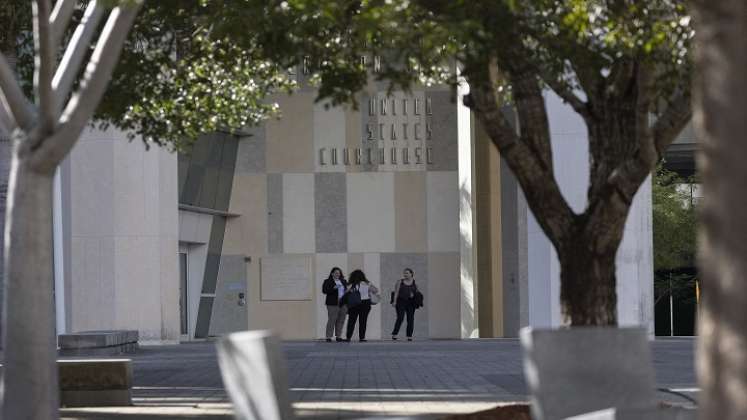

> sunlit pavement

[{"left": 52, "top": 337, "right": 697, "bottom": 419}]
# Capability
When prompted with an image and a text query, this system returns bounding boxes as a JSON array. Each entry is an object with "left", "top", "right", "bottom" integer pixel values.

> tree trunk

[
  {"left": 2, "top": 132, "right": 58, "bottom": 420},
  {"left": 558, "top": 238, "right": 618, "bottom": 326},
  {"left": 692, "top": 1, "right": 747, "bottom": 419},
  {"left": 0, "top": 48, "right": 19, "bottom": 350}
]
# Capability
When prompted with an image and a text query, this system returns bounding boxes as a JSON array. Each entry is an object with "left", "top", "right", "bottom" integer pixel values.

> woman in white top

[{"left": 344, "top": 269, "right": 378, "bottom": 342}]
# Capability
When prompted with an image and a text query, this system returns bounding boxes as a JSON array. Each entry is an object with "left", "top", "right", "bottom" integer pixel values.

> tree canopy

[{"left": 1, "top": 0, "right": 694, "bottom": 325}]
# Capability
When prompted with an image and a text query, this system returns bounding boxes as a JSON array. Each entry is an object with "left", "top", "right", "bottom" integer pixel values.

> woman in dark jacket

[{"left": 321, "top": 267, "right": 348, "bottom": 342}]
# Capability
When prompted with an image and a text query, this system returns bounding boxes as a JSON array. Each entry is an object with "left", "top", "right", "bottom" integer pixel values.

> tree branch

[
  {"left": 467, "top": 65, "right": 574, "bottom": 247},
  {"left": 653, "top": 91, "right": 692, "bottom": 156},
  {"left": 31, "top": 2, "right": 142, "bottom": 172},
  {"left": 33, "top": 0, "right": 56, "bottom": 132},
  {"left": 0, "top": 94, "right": 13, "bottom": 135},
  {"left": 50, "top": 0, "right": 77, "bottom": 47},
  {"left": 634, "top": 62, "right": 658, "bottom": 169},
  {"left": 0, "top": 53, "right": 35, "bottom": 130},
  {"left": 512, "top": 71, "right": 554, "bottom": 172},
  {"left": 539, "top": 73, "right": 590, "bottom": 119},
  {"left": 52, "top": 0, "right": 106, "bottom": 116}
]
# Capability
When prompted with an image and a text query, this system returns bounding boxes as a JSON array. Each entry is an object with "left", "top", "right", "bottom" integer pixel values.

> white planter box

[{"left": 521, "top": 327, "right": 657, "bottom": 420}]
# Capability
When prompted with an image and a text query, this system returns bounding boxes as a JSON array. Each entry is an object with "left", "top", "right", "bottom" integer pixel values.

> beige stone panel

[
  {"left": 159, "top": 235, "right": 180, "bottom": 343},
  {"left": 488, "top": 139, "right": 504, "bottom": 337},
  {"left": 112, "top": 138, "right": 151, "bottom": 237},
  {"left": 314, "top": 101, "right": 347, "bottom": 172},
  {"left": 345, "top": 105, "right": 363, "bottom": 173},
  {"left": 247, "top": 258, "right": 316, "bottom": 339},
  {"left": 114, "top": 236, "right": 163, "bottom": 342},
  {"left": 428, "top": 252, "right": 461, "bottom": 338},
  {"left": 70, "top": 236, "right": 115, "bottom": 332},
  {"left": 426, "top": 171, "right": 460, "bottom": 252},
  {"left": 283, "top": 174, "right": 316, "bottom": 253},
  {"left": 158, "top": 146, "right": 179, "bottom": 238},
  {"left": 347, "top": 253, "right": 364, "bottom": 274},
  {"left": 222, "top": 174, "right": 267, "bottom": 256},
  {"left": 69, "top": 134, "right": 114, "bottom": 238},
  {"left": 315, "top": 254, "right": 348, "bottom": 339},
  {"left": 266, "top": 92, "right": 315, "bottom": 173},
  {"left": 394, "top": 172, "right": 427, "bottom": 252},
  {"left": 347, "top": 173, "right": 396, "bottom": 252},
  {"left": 474, "top": 123, "right": 504, "bottom": 337}
]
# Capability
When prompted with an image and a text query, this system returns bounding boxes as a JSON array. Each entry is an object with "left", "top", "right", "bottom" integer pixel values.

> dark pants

[
  {"left": 346, "top": 300, "right": 372, "bottom": 340},
  {"left": 391, "top": 300, "right": 415, "bottom": 337}
]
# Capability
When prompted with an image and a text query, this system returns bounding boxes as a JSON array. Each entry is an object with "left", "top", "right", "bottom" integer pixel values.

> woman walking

[
  {"left": 345, "top": 269, "right": 378, "bottom": 342},
  {"left": 321, "top": 267, "right": 348, "bottom": 342},
  {"left": 391, "top": 268, "right": 419, "bottom": 341}
]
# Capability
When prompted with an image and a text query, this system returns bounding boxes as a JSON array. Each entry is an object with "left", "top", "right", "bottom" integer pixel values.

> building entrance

[{"left": 179, "top": 252, "right": 188, "bottom": 338}]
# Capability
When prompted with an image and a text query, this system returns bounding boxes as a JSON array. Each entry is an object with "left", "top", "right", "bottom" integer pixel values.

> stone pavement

[{"left": 52, "top": 337, "right": 696, "bottom": 419}]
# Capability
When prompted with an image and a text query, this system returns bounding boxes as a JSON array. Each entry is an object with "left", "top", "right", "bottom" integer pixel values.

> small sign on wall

[{"left": 260, "top": 255, "right": 313, "bottom": 301}]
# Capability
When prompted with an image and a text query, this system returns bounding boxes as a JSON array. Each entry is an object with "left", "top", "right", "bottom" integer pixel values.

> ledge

[{"left": 179, "top": 204, "right": 240, "bottom": 218}]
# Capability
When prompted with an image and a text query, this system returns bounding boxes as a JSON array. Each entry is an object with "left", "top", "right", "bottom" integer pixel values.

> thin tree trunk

[
  {"left": 0, "top": 49, "right": 19, "bottom": 350},
  {"left": 2, "top": 133, "right": 58, "bottom": 420},
  {"left": 692, "top": 1, "right": 747, "bottom": 419},
  {"left": 559, "top": 239, "right": 618, "bottom": 326}
]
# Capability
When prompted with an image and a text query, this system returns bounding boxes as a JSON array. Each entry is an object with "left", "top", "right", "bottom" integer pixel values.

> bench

[
  {"left": 59, "top": 359, "right": 133, "bottom": 407},
  {"left": 58, "top": 330, "right": 138, "bottom": 356},
  {"left": 0, "top": 359, "right": 133, "bottom": 407}
]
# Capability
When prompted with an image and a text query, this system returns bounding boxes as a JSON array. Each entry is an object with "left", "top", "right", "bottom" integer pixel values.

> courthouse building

[{"left": 18, "top": 78, "right": 655, "bottom": 343}]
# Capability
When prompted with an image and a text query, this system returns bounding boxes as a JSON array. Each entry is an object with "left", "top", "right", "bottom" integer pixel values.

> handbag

[
  {"left": 370, "top": 289, "right": 381, "bottom": 305},
  {"left": 413, "top": 290, "right": 424, "bottom": 309}
]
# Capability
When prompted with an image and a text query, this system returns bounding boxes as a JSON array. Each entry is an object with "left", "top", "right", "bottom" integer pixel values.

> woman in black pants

[
  {"left": 391, "top": 268, "right": 418, "bottom": 341},
  {"left": 345, "top": 269, "right": 378, "bottom": 342}
]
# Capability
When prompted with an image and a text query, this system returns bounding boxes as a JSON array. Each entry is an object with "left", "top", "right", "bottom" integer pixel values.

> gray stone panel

[
  {"left": 314, "top": 173, "right": 347, "bottom": 253},
  {"left": 201, "top": 216, "right": 226, "bottom": 303},
  {"left": 196, "top": 166, "right": 220, "bottom": 209},
  {"left": 177, "top": 155, "right": 189, "bottom": 203},
  {"left": 379, "top": 253, "right": 428, "bottom": 338},
  {"left": 194, "top": 296, "right": 215, "bottom": 338},
  {"left": 426, "top": 90, "right": 459, "bottom": 171},
  {"left": 180, "top": 164, "right": 204, "bottom": 206},
  {"left": 267, "top": 174, "right": 283, "bottom": 254},
  {"left": 360, "top": 93, "right": 379, "bottom": 172},
  {"left": 214, "top": 134, "right": 238, "bottom": 212},
  {"left": 235, "top": 127, "right": 266, "bottom": 174},
  {"left": 501, "top": 157, "right": 521, "bottom": 337},
  {"left": 209, "top": 255, "right": 249, "bottom": 336}
]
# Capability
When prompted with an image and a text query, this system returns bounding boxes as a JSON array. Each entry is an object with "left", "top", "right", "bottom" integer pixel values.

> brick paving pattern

[{"left": 48, "top": 337, "right": 698, "bottom": 419}]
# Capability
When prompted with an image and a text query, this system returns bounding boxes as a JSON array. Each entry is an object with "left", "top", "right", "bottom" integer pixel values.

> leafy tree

[
  {"left": 0, "top": 2, "right": 293, "bottom": 417},
  {"left": 1, "top": 1, "right": 142, "bottom": 418},
  {"left": 653, "top": 166, "right": 697, "bottom": 272},
  {"left": 200, "top": 0, "right": 693, "bottom": 325},
  {"left": 651, "top": 166, "right": 697, "bottom": 314}
]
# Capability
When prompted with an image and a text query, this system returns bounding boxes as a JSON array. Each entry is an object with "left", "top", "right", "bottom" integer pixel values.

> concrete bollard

[{"left": 216, "top": 330, "right": 294, "bottom": 420}]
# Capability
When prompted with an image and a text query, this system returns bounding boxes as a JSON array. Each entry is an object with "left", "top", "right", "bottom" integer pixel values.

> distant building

[{"left": 2, "top": 83, "right": 659, "bottom": 343}]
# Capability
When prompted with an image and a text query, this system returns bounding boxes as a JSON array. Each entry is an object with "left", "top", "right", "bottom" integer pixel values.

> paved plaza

[{"left": 53, "top": 337, "right": 697, "bottom": 419}]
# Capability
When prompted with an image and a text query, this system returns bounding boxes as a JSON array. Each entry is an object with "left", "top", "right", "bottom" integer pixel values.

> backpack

[{"left": 345, "top": 285, "right": 362, "bottom": 308}]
